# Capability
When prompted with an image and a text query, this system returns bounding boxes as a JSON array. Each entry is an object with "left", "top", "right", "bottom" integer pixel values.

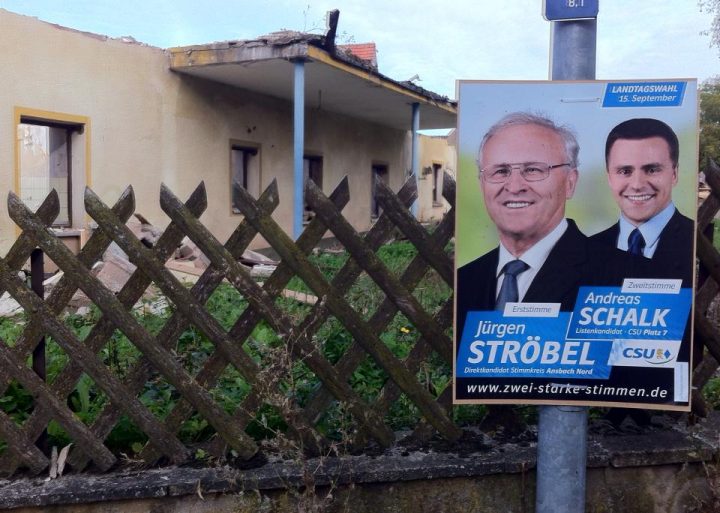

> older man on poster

[
  {"left": 590, "top": 118, "right": 694, "bottom": 286},
  {"left": 456, "top": 112, "right": 620, "bottom": 341}
]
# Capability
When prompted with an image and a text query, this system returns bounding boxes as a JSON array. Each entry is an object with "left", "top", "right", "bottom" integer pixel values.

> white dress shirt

[
  {"left": 616, "top": 202, "right": 676, "bottom": 258},
  {"left": 495, "top": 219, "right": 568, "bottom": 301}
]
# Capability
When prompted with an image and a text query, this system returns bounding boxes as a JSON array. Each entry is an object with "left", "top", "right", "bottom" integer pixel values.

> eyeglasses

[{"left": 480, "top": 162, "right": 571, "bottom": 183}]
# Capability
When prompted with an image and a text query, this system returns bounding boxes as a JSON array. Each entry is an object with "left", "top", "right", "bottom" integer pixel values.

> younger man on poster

[{"left": 591, "top": 118, "right": 694, "bottom": 286}]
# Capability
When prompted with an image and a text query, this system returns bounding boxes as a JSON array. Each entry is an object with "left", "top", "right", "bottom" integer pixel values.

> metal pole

[
  {"left": 536, "top": 17, "right": 597, "bottom": 513},
  {"left": 550, "top": 19, "right": 597, "bottom": 80},
  {"left": 410, "top": 102, "right": 420, "bottom": 217},
  {"left": 293, "top": 60, "right": 305, "bottom": 240}
]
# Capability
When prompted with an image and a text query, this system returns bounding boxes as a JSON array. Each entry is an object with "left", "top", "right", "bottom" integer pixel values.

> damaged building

[{"left": 0, "top": 8, "right": 456, "bottom": 255}]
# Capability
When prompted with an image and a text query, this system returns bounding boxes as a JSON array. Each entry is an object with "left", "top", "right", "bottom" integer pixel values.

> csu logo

[
  {"left": 622, "top": 347, "right": 674, "bottom": 365},
  {"left": 608, "top": 340, "right": 680, "bottom": 369}
]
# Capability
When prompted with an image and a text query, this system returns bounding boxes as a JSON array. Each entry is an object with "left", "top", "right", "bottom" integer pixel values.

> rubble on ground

[{"left": 2, "top": 216, "right": 287, "bottom": 318}]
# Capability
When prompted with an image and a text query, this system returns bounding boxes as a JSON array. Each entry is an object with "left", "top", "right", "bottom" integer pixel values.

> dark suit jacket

[
  {"left": 589, "top": 209, "right": 694, "bottom": 287},
  {"left": 454, "top": 219, "right": 679, "bottom": 404},
  {"left": 590, "top": 208, "right": 695, "bottom": 379},
  {"left": 455, "top": 219, "right": 629, "bottom": 344}
]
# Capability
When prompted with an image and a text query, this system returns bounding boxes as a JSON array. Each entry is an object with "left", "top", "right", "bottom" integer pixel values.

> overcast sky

[{"left": 0, "top": 0, "right": 716, "bottom": 98}]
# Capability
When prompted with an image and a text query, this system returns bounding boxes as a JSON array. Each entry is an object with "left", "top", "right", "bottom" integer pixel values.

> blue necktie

[
  {"left": 628, "top": 228, "right": 645, "bottom": 256},
  {"left": 496, "top": 260, "right": 529, "bottom": 311}
]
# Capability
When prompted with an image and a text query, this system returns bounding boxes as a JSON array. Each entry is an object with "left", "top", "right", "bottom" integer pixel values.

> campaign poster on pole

[{"left": 453, "top": 79, "right": 697, "bottom": 409}]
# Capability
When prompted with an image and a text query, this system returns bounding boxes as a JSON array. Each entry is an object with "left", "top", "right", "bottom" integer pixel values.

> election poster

[{"left": 453, "top": 80, "right": 697, "bottom": 409}]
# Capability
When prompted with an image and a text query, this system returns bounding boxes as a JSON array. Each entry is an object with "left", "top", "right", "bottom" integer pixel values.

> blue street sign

[{"left": 543, "top": 0, "right": 599, "bottom": 21}]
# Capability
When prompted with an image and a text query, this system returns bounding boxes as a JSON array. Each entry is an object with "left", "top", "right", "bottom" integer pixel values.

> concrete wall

[
  {"left": 416, "top": 134, "right": 455, "bottom": 222},
  {"left": 5, "top": 414, "right": 720, "bottom": 513},
  {"left": 0, "top": 9, "right": 411, "bottom": 254},
  {"left": 4, "top": 460, "right": 718, "bottom": 513}
]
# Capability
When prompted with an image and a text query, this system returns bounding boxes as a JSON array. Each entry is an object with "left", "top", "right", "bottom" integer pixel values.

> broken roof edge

[
  {"left": 168, "top": 31, "right": 456, "bottom": 113},
  {"left": 306, "top": 46, "right": 456, "bottom": 112},
  {"left": 0, "top": 8, "right": 161, "bottom": 49}
]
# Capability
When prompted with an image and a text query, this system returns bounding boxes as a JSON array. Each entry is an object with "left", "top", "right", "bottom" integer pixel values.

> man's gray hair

[{"left": 477, "top": 112, "right": 580, "bottom": 172}]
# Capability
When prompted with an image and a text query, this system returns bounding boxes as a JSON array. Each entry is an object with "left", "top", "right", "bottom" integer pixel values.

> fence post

[{"left": 30, "top": 248, "right": 48, "bottom": 454}]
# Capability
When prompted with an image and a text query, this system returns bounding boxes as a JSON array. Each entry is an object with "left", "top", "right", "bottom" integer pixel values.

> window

[
  {"left": 432, "top": 163, "right": 443, "bottom": 205},
  {"left": 17, "top": 114, "right": 85, "bottom": 227},
  {"left": 230, "top": 143, "right": 260, "bottom": 213},
  {"left": 371, "top": 163, "right": 389, "bottom": 219},
  {"left": 303, "top": 155, "right": 323, "bottom": 223}
]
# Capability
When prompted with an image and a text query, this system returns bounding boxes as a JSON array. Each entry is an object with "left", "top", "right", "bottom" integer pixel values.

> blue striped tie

[
  {"left": 496, "top": 260, "right": 529, "bottom": 311},
  {"left": 628, "top": 228, "right": 645, "bottom": 256}
]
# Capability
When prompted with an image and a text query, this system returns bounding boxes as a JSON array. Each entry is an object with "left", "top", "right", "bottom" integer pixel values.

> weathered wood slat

[
  {"left": 375, "top": 296, "right": 453, "bottom": 416},
  {"left": 694, "top": 323, "right": 719, "bottom": 418},
  {"left": 698, "top": 194, "right": 720, "bottom": 232},
  {"left": 0, "top": 188, "right": 137, "bottom": 473},
  {"left": 696, "top": 279, "right": 719, "bottom": 315},
  {"left": 84, "top": 188, "right": 259, "bottom": 383},
  {"left": 697, "top": 159, "right": 720, "bottom": 231},
  {"left": 7, "top": 190, "right": 258, "bottom": 461},
  {"left": 303, "top": 202, "right": 454, "bottom": 428},
  {"left": 374, "top": 179, "right": 454, "bottom": 287},
  {"left": 0, "top": 191, "right": 66, "bottom": 404},
  {"left": 0, "top": 189, "right": 135, "bottom": 474},
  {"left": 0, "top": 190, "right": 60, "bottom": 280},
  {"left": 0, "top": 407, "right": 48, "bottom": 475},
  {"left": 693, "top": 351, "right": 716, "bottom": 417},
  {"left": 693, "top": 353, "right": 718, "bottom": 389},
  {"left": 696, "top": 159, "right": 720, "bottom": 409},
  {"left": 159, "top": 181, "right": 397, "bottom": 447},
  {"left": 127, "top": 183, "right": 280, "bottom": 463},
  {"left": 305, "top": 180, "right": 453, "bottom": 365},
  {"left": 0, "top": 170, "right": 460, "bottom": 471},
  {"left": 442, "top": 171, "right": 457, "bottom": 207},
  {"left": 694, "top": 313, "right": 720, "bottom": 364},
  {"left": 0, "top": 254, "right": 192, "bottom": 468},
  {"left": 697, "top": 234, "right": 720, "bottom": 293},
  {"left": 308, "top": 176, "right": 458, "bottom": 442},
  {"left": 200, "top": 179, "right": 355, "bottom": 456},
  {"left": 297, "top": 178, "right": 418, "bottom": 424},
  {"left": 65, "top": 184, "right": 212, "bottom": 468},
  {"left": 0, "top": 341, "right": 116, "bottom": 471},
  {"left": 232, "top": 181, "right": 462, "bottom": 442},
  {"left": 359, "top": 285, "right": 455, "bottom": 447},
  {"left": 140, "top": 179, "right": 345, "bottom": 461}
]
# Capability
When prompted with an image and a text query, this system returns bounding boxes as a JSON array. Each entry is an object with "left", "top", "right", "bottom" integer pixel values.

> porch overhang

[{"left": 168, "top": 36, "right": 456, "bottom": 131}]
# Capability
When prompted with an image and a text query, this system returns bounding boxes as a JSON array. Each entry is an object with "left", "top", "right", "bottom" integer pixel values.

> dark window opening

[
  {"left": 231, "top": 144, "right": 260, "bottom": 213},
  {"left": 371, "top": 163, "right": 389, "bottom": 219},
  {"left": 303, "top": 155, "right": 323, "bottom": 223},
  {"left": 432, "top": 163, "right": 443, "bottom": 205}
]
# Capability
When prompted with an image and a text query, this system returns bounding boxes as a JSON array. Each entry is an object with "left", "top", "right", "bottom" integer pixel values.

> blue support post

[
  {"left": 293, "top": 60, "right": 305, "bottom": 240},
  {"left": 411, "top": 102, "right": 420, "bottom": 217}
]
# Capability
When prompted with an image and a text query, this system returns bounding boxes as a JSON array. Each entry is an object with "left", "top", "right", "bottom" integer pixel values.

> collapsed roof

[{"left": 168, "top": 11, "right": 456, "bottom": 131}]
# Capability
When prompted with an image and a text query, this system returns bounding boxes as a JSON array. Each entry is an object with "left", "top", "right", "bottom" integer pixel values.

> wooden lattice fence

[
  {"left": 2, "top": 160, "right": 720, "bottom": 479},
  {"left": 690, "top": 159, "right": 720, "bottom": 417},
  {"left": 0, "top": 172, "right": 459, "bottom": 477}
]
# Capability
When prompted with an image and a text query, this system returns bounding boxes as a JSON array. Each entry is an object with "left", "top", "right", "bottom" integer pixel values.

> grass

[{"left": 0, "top": 238, "right": 472, "bottom": 458}]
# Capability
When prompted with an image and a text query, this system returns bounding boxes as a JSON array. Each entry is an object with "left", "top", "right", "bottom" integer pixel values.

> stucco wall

[
  {"left": 0, "top": 9, "right": 411, "bottom": 254},
  {"left": 417, "top": 134, "right": 455, "bottom": 222}
]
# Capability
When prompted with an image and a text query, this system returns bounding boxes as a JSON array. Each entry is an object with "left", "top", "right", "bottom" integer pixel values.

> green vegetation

[
  {"left": 701, "top": 77, "right": 720, "bottom": 167},
  {"left": 0, "top": 239, "right": 473, "bottom": 457}
]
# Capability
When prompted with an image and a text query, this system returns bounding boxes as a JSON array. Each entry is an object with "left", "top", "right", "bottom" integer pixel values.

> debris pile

[{"left": 3, "top": 214, "right": 287, "bottom": 318}]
